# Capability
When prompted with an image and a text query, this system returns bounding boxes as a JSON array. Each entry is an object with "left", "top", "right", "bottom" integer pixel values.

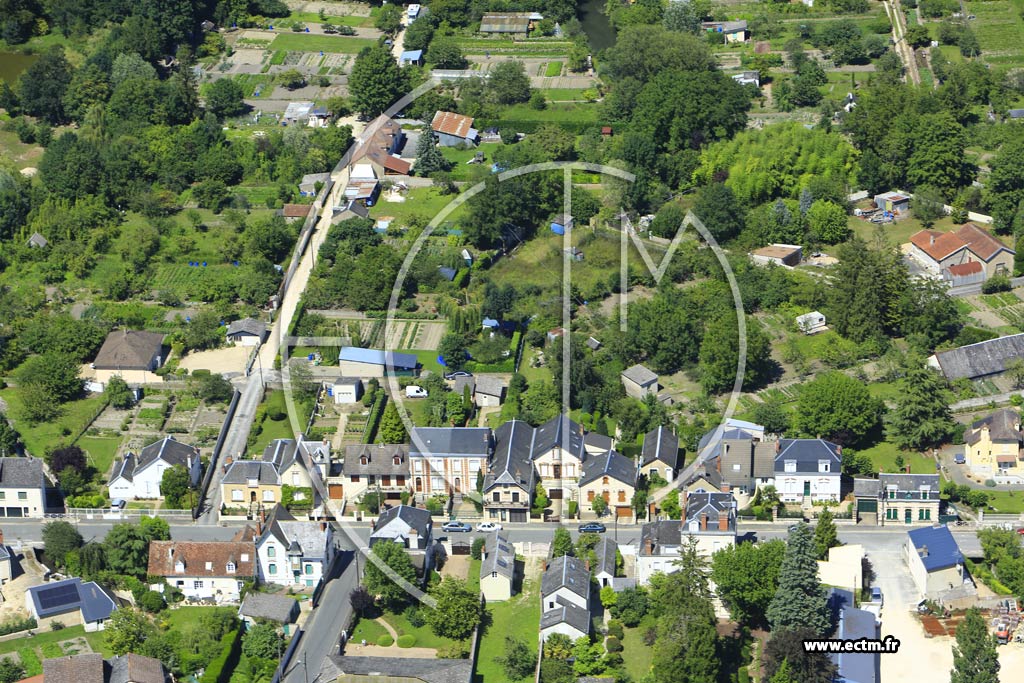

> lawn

[
  {"left": 466, "top": 558, "right": 481, "bottom": 593},
  {"left": 0, "top": 390, "right": 108, "bottom": 458},
  {"left": 982, "top": 490, "right": 1024, "bottom": 513},
  {"left": 0, "top": 129, "right": 42, "bottom": 170},
  {"left": 369, "top": 187, "right": 468, "bottom": 229},
  {"left": 496, "top": 102, "right": 601, "bottom": 124},
  {"left": 475, "top": 570, "right": 540, "bottom": 683},
  {"left": 162, "top": 606, "right": 222, "bottom": 630},
  {"left": 621, "top": 619, "right": 655, "bottom": 681},
  {"left": 75, "top": 436, "right": 122, "bottom": 478},
  {"left": 849, "top": 214, "right": 960, "bottom": 246},
  {"left": 351, "top": 616, "right": 390, "bottom": 644},
  {"left": 284, "top": 11, "right": 375, "bottom": 27},
  {"left": 0, "top": 624, "right": 112, "bottom": 658},
  {"left": 396, "top": 349, "right": 446, "bottom": 377},
  {"left": 544, "top": 61, "right": 563, "bottom": 77},
  {"left": 383, "top": 609, "right": 460, "bottom": 649},
  {"left": 859, "top": 441, "right": 937, "bottom": 474},
  {"left": 541, "top": 88, "right": 592, "bottom": 101},
  {"left": 269, "top": 33, "right": 376, "bottom": 53}
]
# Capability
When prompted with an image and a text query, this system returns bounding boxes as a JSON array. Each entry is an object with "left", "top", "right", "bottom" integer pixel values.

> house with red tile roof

[
  {"left": 148, "top": 539, "right": 256, "bottom": 603},
  {"left": 907, "top": 223, "right": 1014, "bottom": 281}
]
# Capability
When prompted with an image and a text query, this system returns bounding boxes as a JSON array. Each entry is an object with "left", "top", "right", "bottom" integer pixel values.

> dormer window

[
  {"left": 247, "top": 478, "right": 258, "bottom": 487},
  {"left": 227, "top": 562, "right": 236, "bottom": 573},
  {"left": 174, "top": 560, "right": 185, "bottom": 573},
  {"left": 360, "top": 455, "right": 368, "bottom": 465},
  {"left": 393, "top": 455, "right": 402, "bottom": 466},
  {"left": 784, "top": 460, "right": 796, "bottom": 473},
  {"left": 818, "top": 460, "right": 830, "bottom": 473},
  {"left": 267, "top": 545, "right": 276, "bottom": 557},
  {"left": 205, "top": 561, "right": 213, "bottom": 570}
]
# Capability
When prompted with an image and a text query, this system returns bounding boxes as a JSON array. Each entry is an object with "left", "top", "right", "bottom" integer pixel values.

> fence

[
  {"left": 64, "top": 508, "right": 195, "bottom": 521},
  {"left": 275, "top": 178, "right": 335, "bottom": 310},
  {"left": 271, "top": 628, "right": 304, "bottom": 683},
  {"left": 194, "top": 389, "right": 241, "bottom": 520}
]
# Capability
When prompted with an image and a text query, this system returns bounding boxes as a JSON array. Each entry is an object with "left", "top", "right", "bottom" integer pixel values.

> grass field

[
  {"left": 383, "top": 609, "right": 460, "bottom": 649},
  {"left": 475, "top": 570, "right": 540, "bottom": 683},
  {"left": 269, "top": 33, "right": 376, "bottom": 53},
  {"left": 544, "top": 61, "right": 563, "bottom": 77},
  {"left": 284, "top": 11, "right": 375, "bottom": 27},
  {"left": 541, "top": 88, "right": 592, "bottom": 101},
  {"left": 369, "top": 187, "right": 468, "bottom": 228},
  {"left": 982, "top": 489, "right": 1024, "bottom": 513},
  {"left": 849, "top": 214, "right": 960, "bottom": 245},
  {"left": 0, "top": 624, "right": 111, "bottom": 658},
  {"left": 0, "top": 129, "right": 43, "bottom": 170},
  {"left": 621, "top": 619, "right": 656, "bottom": 681},
  {"left": 351, "top": 617, "right": 389, "bottom": 644},
  {"left": 859, "top": 441, "right": 937, "bottom": 474},
  {"left": 0, "top": 390, "right": 108, "bottom": 458},
  {"left": 968, "top": 0, "right": 1024, "bottom": 67},
  {"left": 497, "top": 102, "right": 601, "bottom": 124},
  {"left": 75, "top": 436, "right": 122, "bottom": 478}
]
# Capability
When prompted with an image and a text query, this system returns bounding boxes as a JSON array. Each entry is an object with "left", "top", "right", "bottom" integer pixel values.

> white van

[{"left": 405, "top": 385, "right": 428, "bottom": 398}]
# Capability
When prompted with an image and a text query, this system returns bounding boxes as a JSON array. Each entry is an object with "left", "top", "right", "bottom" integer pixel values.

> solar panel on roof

[{"left": 36, "top": 583, "right": 80, "bottom": 611}]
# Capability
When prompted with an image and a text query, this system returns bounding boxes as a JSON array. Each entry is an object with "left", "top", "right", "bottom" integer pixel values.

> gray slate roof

[
  {"left": 640, "top": 426, "right": 679, "bottom": 468},
  {"left": 452, "top": 375, "right": 475, "bottom": 396},
  {"left": 485, "top": 420, "right": 535, "bottom": 493},
  {"left": 774, "top": 439, "right": 842, "bottom": 474},
  {"left": 639, "top": 520, "right": 681, "bottom": 555},
  {"left": 371, "top": 505, "right": 433, "bottom": 540},
  {"left": 853, "top": 479, "right": 882, "bottom": 498},
  {"left": 27, "top": 232, "right": 48, "bottom": 248},
  {"left": 93, "top": 330, "right": 165, "bottom": 370},
  {"left": 878, "top": 473, "right": 940, "bottom": 496},
  {"left": 260, "top": 505, "right": 329, "bottom": 560},
  {"left": 481, "top": 533, "right": 514, "bottom": 581},
  {"left": 621, "top": 364, "right": 657, "bottom": 387},
  {"left": 107, "top": 654, "right": 169, "bottom": 683},
  {"left": 583, "top": 431, "right": 613, "bottom": 453},
  {"left": 965, "top": 408, "right": 1021, "bottom": 445},
  {"left": 579, "top": 450, "right": 636, "bottom": 488},
  {"left": 686, "top": 463, "right": 723, "bottom": 491},
  {"left": 409, "top": 427, "right": 492, "bottom": 458},
  {"left": 343, "top": 444, "right": 410, "bottom": 477},
  {"left": 139, "top": 436, "right": 198, "bottom": 471},
  {"left": 239, "top": 592, "right": 299, "bottom": 623},
  {"left": 222, "top": 460, "right": 281, "bottom": 485},
  {"left": 933, "top": 333, "right": 1024, "bottom": 380},
  {"left": 322, "top": 655, "right": 473, "bottom": 683},
  {"left": 684, "top": 492, "right": 735, "bottom": 531},
  {"left": 475, "top": 375, "right": 506, "bottom": 398},
  {"left": 226, "top": 318, "right": 268, "bottom": 340},
  {"left": 532, "top": 415, "right": 585, "bottom": 462},
  {"left": 541, "top": 555, "right": 590, "bottom": 599},
  {"left": 593, "top": 537, "right": 616, "bottom": 578},
  {"left": 540, "top": 598, "right": 591, "bottom": 634},
  {"left": 0, "top": 457, "right": 44, "bottom": 488}
]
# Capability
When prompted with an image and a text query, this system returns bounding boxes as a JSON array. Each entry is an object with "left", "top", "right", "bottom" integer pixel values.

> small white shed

[
  {"left": 796, "top": 311, "right": 827, "bottom": 335},
  {"left": 329, "top": 378, "right": 363, "bottom": 404}
]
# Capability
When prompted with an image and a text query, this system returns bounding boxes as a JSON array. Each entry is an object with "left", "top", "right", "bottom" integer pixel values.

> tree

[
  {"left": 766, "top": 523, "right": 830, "bottom": 636},
  {"left": 650, "top": 537, "right": 712, "bottom": 606},
  {"left": 350, "top": 46, "right": 405, "bottom": 117},
  {"left": 752, "top": 400, "right": 790, "bottom": 434},
  {"left": 570, "top": 638, "right": 605, "bottom": 676},
  {"left": 350, "top": 586, "right": 375, "bottom": 615},
  {"left": 242, "top": 622, "right": 282, "bottom": 660},
  {"left": 532, "top": 484, "right": 549, "bottom": 516},
  {"left": 104, "top": 608, "right": 154, "bottom": 655},
  {"left": 404, "top": 17, "right": 435, "bottom": 51},
  {"left": 138, "top": 590, "right": 166, "bottom": 613},
  {"left": 277, "top": 69, "right": 306, "bottom": 90},
  {"left": 438, "top": 333, "right": 469, "bottom": 370},
  {"left": 651, "top": 596, "right": 720, "bottom": 683},
  {"left": 764, "top": 628, "right": 837, "bottom": 683},
  {"left": 378, "top": 402, "right": 407, "bottom": 443},
  {"left": 104, "top": 523, "right": 154, "bottom": 578},
  {"left": 426, "top": 37, "right": 466, "bottom": 69},
  {"left": 488, "top": 61, "right": 532, "bottom": 105},
  {"left": 0, "top": 659, "right": 25, "bottom": 683},
  {"left": 161, "top": 465, "right": 192, "bottom": 509},
  {"left": 913, "top": 185, "right": 946, "bottom": 228},
  {"left": 591, "top": 495, "right": 607, "bottom": 516},
  {"left": 692, "top": 183, "right": 745, "bottom": 242},
  {"left": 105, "top": 376, "right": 135, "bottom": 409},
  {"left": 363, "top": 539, "right": 418, "bottom": 607},
  {"left": 49, "top": 445, "right": 87, "bottom": 475},
  {"left": 426, "top": 577, "right": 481, "bottom": 639},
  {"left": 0, "top": 418, "right": 18, "bottom": 457},
  {"left": 710, "top": 539, "right": 785, "bottom": 628},
  {"left": 768, "top": 660, "right": 798, "bottom": 683},
  {"left": 543, "top": 633, "right": 574, "bottom": 659},
  {"left": 42, "top": 521, "right": 83, "bottom": 568},
  {"left": 663, "top": 0, "right": 707, "bottom": 33},
  {"left": 414, "top": 130, "right": 451, "bottom": 175},
  {"left": 18, "top": 46, "right": 73, "bottom": 124},
  {"left": 193, "top": 373, "right": 234, "bottom": 403},
  {"left": 951, "top": 608, "right": 1000, "bottom": 683},
  {"left": 205, "top": 78, "right": 246, "bottom": 119},
  {"left": 17, "top": 352, "right": 82, "bottom": 405},
  {"left": 907, "top": 112, "right": 970, "bottom": 196},
  {"left": 552, "top": 526, "right": 574, "bottom": 557},
  {"left": 496, "top": 637, "right": 535, "bottom": 680},
  {"left": 610, "top": 586, "right": 649, "bottom": 626},
  {"left": 649, "top": 201, "right": 686, "bottom": 239},
  {"left": 888, "top": 355, "right": 955, "bottom": 450},
  {"left": 794, "top": 371, "right": 883, "bottom": 445},
  {"left": 699, "top": 312, "right": 773, "bottom": 394},
  {"left": 660, "top": 488, "right": 681, "bottom": 519},
  {"left": 989, "top": 138, "right": 1024, "bottom": 231},
  {"left": 806, "top": 200, "right": 849, "bottom": 244},
  {"left": 813, "top": 508, "right": 839, "bottom": 560}
]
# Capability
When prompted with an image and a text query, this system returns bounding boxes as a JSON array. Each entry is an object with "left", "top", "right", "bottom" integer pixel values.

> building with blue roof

[
  {"left": 906, "top": 524, "right": 965, "bottom": 597},
  {"left": 399, "top": 49, "right": 423, "bottom": 66},
  {"left": 26, "top": 577, "right": 117, "bottom": 631},
  {"left": 337, "top": 347, "right": 418, "bottom": 378},
  {"left": 827, "top": 589, "right": 880, "bottom": 683}
]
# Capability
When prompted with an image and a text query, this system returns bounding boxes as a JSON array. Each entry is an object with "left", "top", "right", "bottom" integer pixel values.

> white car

[
  {"left": 476, "top": 522, "right": 502, "bottom": 532},
  {"left": 405, "top": 385, "right": 428, "bottom": 398}
]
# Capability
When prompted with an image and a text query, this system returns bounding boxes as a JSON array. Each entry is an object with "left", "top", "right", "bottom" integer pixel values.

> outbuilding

[{"left": 328, "top": 378, "right": 363, "bottom": 404}]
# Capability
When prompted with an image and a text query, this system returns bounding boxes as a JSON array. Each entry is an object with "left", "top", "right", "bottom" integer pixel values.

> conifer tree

[
  {"left": 766, "top": 522, "right": 830, "bottom": 636},
  {"left": 951, "top": 608, "right": 1000, "bottom": 683},
  {"left": 888, "top": 354, "right": 955, "bottom": 450}
]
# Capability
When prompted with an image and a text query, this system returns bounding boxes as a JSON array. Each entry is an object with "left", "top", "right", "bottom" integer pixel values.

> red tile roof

[
  {"left": 351, "top": 115, "right": 411, "bottom": 175},
  {"left": 281, "top": 204, "right": 312, "bottom": 218},
  {"left": 431, "top": 111, "right": 474, "bottom": 138},
  {"left": 956, "top": 222, "right": 1010, "bottom": 261},
  {"left": 148, "top": 541, "right": 256, "bottom": 578},
  {"left": 947, "top": 261, "right": 983, "bottom": 277},
  {"left": 909, "top": 229, "right": 969, "bottom": 261}
]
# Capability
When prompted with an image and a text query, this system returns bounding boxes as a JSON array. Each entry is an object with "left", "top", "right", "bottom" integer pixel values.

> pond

[
  {"left": 578, "top": 0, "right": 615, "bottom": 52},
  {"left": 0, "top": 51, "right": 37, "bottom": 83}
]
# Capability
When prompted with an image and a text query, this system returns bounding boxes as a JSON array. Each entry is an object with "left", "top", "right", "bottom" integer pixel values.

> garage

[
  {"left": 549, "top": 488, "right": 563, "bottom": 499},
  {"left": 509, "top": 510, "right": 527, "bottom": 523},
  {"left": 0, "top": 507, "right": 24, "bottom": 518},
  {"left": 857, "top": 498, "right": 877, "bottom": 525}
]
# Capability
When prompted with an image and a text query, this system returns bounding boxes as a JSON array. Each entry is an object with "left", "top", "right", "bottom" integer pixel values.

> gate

[{"left": 451, "top": 540, "right": 471, "bottom": 555}]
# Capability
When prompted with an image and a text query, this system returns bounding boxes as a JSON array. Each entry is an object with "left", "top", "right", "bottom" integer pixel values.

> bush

[
  {"left": 983, "top": 275, "right": 1012, "bottom": 294},
  {"left": 397, "top": 634, "right": 416, "bottom": 648},
  {"left": 0, "top": 617, "right": 36, "bottom": 637},
  {"left": 377, "top": 634, "right": 394, "bottom": 647},
  {"left": 605, "top": 635, "right": 622, "bottom": 653},
  {"left": 606, "top": 620, "right": 624, "bottom": 640},
  {"left": 405, "top": 605, "right": 426, "bottom": 627},
  {"left": 567, "top": 501, "right": 578, "bottom": 517},
  {"left": 436, "top": 642, "right": 471, "bottom": 659},
  {"left": 471, "top": 537, "right": 485, "bottom": 560},
  {"left": 139, "top": 590, "right": 166, "bottom": 613},
  {"left": 199, "top": 628, "right": 243, "bottom": 683}
]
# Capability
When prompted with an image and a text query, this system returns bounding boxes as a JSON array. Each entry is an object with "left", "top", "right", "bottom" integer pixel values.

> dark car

[
  {"left": 444, "top": 371, "right": 473, "bottom": 380},
  {"left": 441, "top": 521, "right": 472, "bottom": 533},
  {"left": 578, "top": 522, "right": 606, "bottom": 534}
]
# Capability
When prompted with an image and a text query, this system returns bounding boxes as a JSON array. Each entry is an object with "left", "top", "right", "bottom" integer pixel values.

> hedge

[
  {"left": 377, "top": 634, "right": 395, "bottom": 647},
  {"left": 199, "top": 627, "right": 243, "bottom": 683},
  {"left": 397, "top": 634, "right": 416, "bottom": 648},
  {"left": 475, "top": 119, "right": 602, "bottom": 135},
  {"left": 0, "top": 617, "right": 36, "bottom": 636},
  {"left": 363, "top": 392, "right": 386, "bottom": 444}
]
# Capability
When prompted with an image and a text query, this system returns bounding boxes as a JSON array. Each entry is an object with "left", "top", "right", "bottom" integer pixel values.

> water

[
  {"left": 578, "top": 0, "right": 615, "bottom": 52},
  {"left": 0, "top": 51, "right": 37, "bottom": 83}
]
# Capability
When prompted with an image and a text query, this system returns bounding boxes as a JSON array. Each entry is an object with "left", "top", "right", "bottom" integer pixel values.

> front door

[
  {"left": 803, "top": 481, "right": 811, "bottom": 497},
  {"left": 454, "top": 477, "right": 462, "bottom": 493},
  {"left": 553, "top": 465, "right": 561, "bottom": 479},
  {"left": 415, "top": 477, "right": 422, "bottom": 492},
  {"left": 905, "top": 508, "right": 912, "bottom": 524}
]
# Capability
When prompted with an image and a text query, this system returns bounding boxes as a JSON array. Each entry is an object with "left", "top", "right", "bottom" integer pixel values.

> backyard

[
  {"left": 0, "top": 624, "right": 112, "bottom": 673},
  {"left": 475, "top": 568, "right": 541, "bottom": 683}
]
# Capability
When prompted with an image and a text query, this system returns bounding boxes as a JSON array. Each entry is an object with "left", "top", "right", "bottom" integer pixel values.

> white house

[
  {"left": 256, "top": 505, "right": 335, "bottom": 588},
  {"left": 636, "top": 520, "right": 682, "bottom": 585},
  {"left": 772, "top": 439, "right": 842, "bottom": 504},
  {"left": 148, "top": 538, "right": 256, "bottom": 603},
  {"left": 369, "top": 505, "right": 436, "bottom": 574},
  {"left": 108, "top": 436, "right": 202, "bottom": 500},
  {"left": 540, "top": 555, "right": 591, "bottom": 642},
  {"left": 329, "top": 378, "right": 363, "bottom": 404},
  {"left": 905, "top": 525, "right": 968, "bottom": 599},
  {"left": 479, "top": 533, "right": 515, "bottom": 602},
  {"left": 226, "top": 319, "right": 268, "bottom": 346},
  {"left": 0, "top": 457, "right": 48, "bottom": 518}
]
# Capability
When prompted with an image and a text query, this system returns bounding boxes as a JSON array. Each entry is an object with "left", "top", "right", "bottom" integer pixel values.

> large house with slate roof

[
  {"left": 540, "top": 555, "right": 591, "bottom": 642},
  {"left": 109, "top": 436, "right": 202, "bottom": 501},
  {"left": 255, "top": 505, "right": 335, "bottom": 587},
  {"left": 370, "top": 505, "right": 436, "bottom": 575},
  {"left": 578, "top": 450, "right": 637, "bottom": 518},
  {"left": 409, "top": 427, "right": 492, "bottom": 500},
  {"left": 773, "top": 439, "right": 842, "bottom": 504},
  {"left": 483, "top": 420, "right": 536, "bottom": 523},
  {"left": 853, "top": 473, "right": 941, "bottom": 525},
  {"left": 963, "top": 408, "right": 1024, "bottom": 479},
  {"left": 639, "top": 426, "right": 680, "bottom": 483}
]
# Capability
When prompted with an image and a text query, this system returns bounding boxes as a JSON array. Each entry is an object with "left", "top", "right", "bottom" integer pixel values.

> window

[
  {"left": 263, "top": 490, "right": 275, "bottom": 502},
  {"left": 492, "top": 571, "right": 497, "bottom": 578},
  {"left": 232, "top": 489, "right": 243, "bottom": 502},
  {"left": 493, "top": 492, "right": 501, "bottom": 502},
  {"left": 269, "top": 563, "right": 277, "bottom": 574},
  {"left": 194, "top": 581, "right": 204, "bottom": 589},
  {"left": 413, "top": 460, "right": 422, "bottom": 473},
  {"left": 305, "top": 564, "right": 313, "bottom": 574},
  {"left": 227, "top": 562, "right": 236, "bottom": 573},
  {"left": 292, "top": 472, "right": 300, "bottom": 485},
  {"left": 602, "top": 476, "right": 609, "bottom": 485},
  {"left": 470, "top": 459, "right": 480, "bottom": 472},
  {"left": 431, "top": 459, "right": 442, "bottom": 472},
  {"left": 241, "top": 554, "right": 249, "bottom": 562},
  {"left": 397, "top": 476, "right": 405, "bottom": 486},
  {"left": 587, "top": 490, "right": 595, "bottom": 501},
  {"left": 0, "top": 492, "right": 5, "bottom": 500},
  {"left": 205, "top": 561, "right": 213, "bottom": 570},
  {"left": 888, "top": 488, "right": 896, "bottom": 499},
  {"left": 17, "top": 492, "right": 26, "bottom": 500},
  {"left": 268, "top": 545, "right": 276, "bottom": 557},
  {"left": 618, "top": 490, "right": 626, "bottom": 503},
  {"left": 818, "top": 461, "right": 830, "bottom": 473},
  {"left": 351, "top": 475, "right": 360, "bottom": 483},
  {"left": 431, "top": 476, "right": 443, "bottom": 491},
  {"left": 784, "top": 461, "right": 796, "bottom": 473},
  {"left": 512, "top": 492, "right": 519, "bottom": 503}
]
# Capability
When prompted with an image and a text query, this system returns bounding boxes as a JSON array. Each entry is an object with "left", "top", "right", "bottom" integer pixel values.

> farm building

[
  {"left": 621, "top": 364, "right": 658, "bottom": 399},
  {"left": 431, "top": 111, "right": 478, "bottom": 147},
  {"left": 749, "top": 244, "right": 801, "bottom": 268},
  {"left": 479, "top": 12, "right": 540, "bottom": 37},
  {"left": 349, "top": 115, "right": 410, "bottom": 176},
  {"left": 338, "top": 347, "right": 418, "bottom": 377},
  {"left": 874, "top": 191, "right": 911, "bottom": 215},
  {"left": 399, "top": 49, "right": 423, "bottom": 66}
]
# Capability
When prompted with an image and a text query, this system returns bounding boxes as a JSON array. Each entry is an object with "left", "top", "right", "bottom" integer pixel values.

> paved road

[{"left": 0, "top": 520, "right": 245, "bottom": 544}]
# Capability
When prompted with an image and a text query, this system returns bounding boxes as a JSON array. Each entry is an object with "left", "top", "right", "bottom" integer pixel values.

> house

[
  {"left": 749, "top": 243, "right": 802, "bottom": 267},
  {"left": 731, "top": 71, "right": 760, "bottom": 87},
  {"left": 929, "top": 332, "right": 1024, "bottom": 381},
  {"left": 480, "top": 533, "right": 515, "bottom": 601},
  {"left": 27, "top": 232, "right": 48, "bottom": 249},
  {"left": 621, "top": 364, "right": 658, "bottom": 399},
  {"left": 681, "top": 492, "right": 737, "bottom": 558},
  {"left": 409, "top": 427, "right": 492, "bottom": 499},
  {"left": 474, "top": 376, "right": 506, "bottom": 407},
  {"left": 683, "top": 464, "right": 725, "bottom": 496},
  {"left": 369, "top": 505, "right": 435, "bottom": 574},
  {"left": 479, "top": 12, "right": 534, "bottom": 37},
  {"left": 773, "top": 439, "right": 842, "bottom": 504},
  {"left": 702, "top": 20, "right": 748, "bottom": 42},
  {"left": 408, "top": 4, "right": 421, "bottom": 20},
  {"left": 338, "top": 347, "right": 418, "bottom": 377},
  {"left": 1008, "top": 108, "right": 1024, "bottom": 119},
  {"left": 92, "top": 330, "right": 166, "bottom": 385},
  {"left": 226, "top": 318, "right": 269, "bottom": 346},
  {"left": 108, "top": 436, "right": 202, "bottom": 501},
  {"left": 908, "top": 223, "right": 1014, "bottom": 280},
  {"left": 307, "top": 106, "right": 330, "bottom": 128},
  {"left": 963, "top": 408, "right": 1023, "bottom": 479},
  {"left": 873, "top": 191, "right": 911, "bottom": 215},
  {"left": 586, "top": 336, "right": 601, "bottom": 351},
  {"left": 431, "top": 111, "right": 478, "bottom": 147},
  {"left": 532, "top": 414, "right": 586, "bottom": 505},
  {"left": 332, "top": 200, "right": 370, "bottom": 223},
  {"left": 853, "top": 474, "right": 941, "bottom": 525},
  {"left": 0, "top": 457, "right": 47, "bottom": 518},
  {"left": 827, "top": 589, "right": 880, "bottom": 683},
  {"left": 546, "top": 327, "right": 565, "bottom": 343},
  {"left": 550, "top": 214, "right": 573, "bottom": 235},
  {"left": 343, "top": 179, "right": 380, "bottom": 207},
  {"left": 639, "top": 426, "right": 679, "bottom": 483},
  {"left": 220, "top": 460, "right": 282, "bottom": 512},
  {"left": 943, "top": 260, "right": 986, "bottom": 288},
  {"left": 148, "top": 538, "right": 256, "bottom": 602},
  {"left": 399, "top": 49, "right": 423, "bottom": 66},
  {"left": 328, "top": 377, "right": 363, "bottom": 404},
  {"left": 299, "top": 172, "right": 331, "bottom": 196},
  {"left": 592, "top": 537, "right": 618, "bottom": 588},
  {"left": 483, "top": 420, "right": 536, "bottom": 524},
  {"left": 349, "top": 116, "right": 410, "bottom": 176},
  {"left": 42, "top": 653, "right": 170, "bottom": 683},
  {"left": 700, "top": 429, "right": 775, "bottom": 500},
  {"left": 262, "top": 435, "right": 331, "bottom": 489},
  {"left": 636, "top": 519, "right": 682, "bottom": 585},
  {"left": 540, "top": 555, "right": 591, "bottom": 642},
  {"left": 452, "top": 374, "right": 475, "bottom": 398},
  {"left": 255, "top": 505, "right": 335, "bottom": 588},
  {"left": 26, "top": 578, "right": 117, "bottom": 631},
  {"left": 238, "top": 592, "right": 300, "bottom": 634},
  {"left": 578, "top": 450, "right": 637, "bottom": 519},
  {"left": 905, "top": 525, "right": 965, "bottom": 598},
  {"left": 583, "top": 431, "right": 613, "bottom": 457},
  {"left": 341, "top": 443, "right": 410, "bottom": 502},
  {"left": 795, "top": 311, "right": 827, "bottom": 335}
]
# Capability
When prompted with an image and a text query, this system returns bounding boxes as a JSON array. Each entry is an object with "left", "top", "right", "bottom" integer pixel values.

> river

[
  {"left": 0, "top": 51, "right": 37, "bottom": 83},
  {"left": 578, "top": 0, "right": 615, "bottom": 52}
]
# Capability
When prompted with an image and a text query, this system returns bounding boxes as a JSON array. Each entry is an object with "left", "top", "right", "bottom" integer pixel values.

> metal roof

[
  {"left": 907, "top": 525, "right": 963, "bottom": 572},
  {"left": 481, "top": 533, "right": 515, "bottom": 581},
  {"left": 28, "top": 578, "right": 116, "bottom": 623},
  {"left": 338, "top": 347, "right": 418, "bottom": 369}
]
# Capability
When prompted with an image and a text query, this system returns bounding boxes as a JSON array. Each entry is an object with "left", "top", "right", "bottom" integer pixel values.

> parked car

[
  {"left": 405, "top": 385, "right": 428, "bottom": 398},
  {"left": 578, "top": 522, "right": 606, "bottom": 533},
  {"left": 444, "top": 371, "right": 473, "bottom": 380},
  {"left": 476, "top": 521, "right": 502, "bottom": 532},
  {"left": 442, "top": 521, "right": 472, "bottom": 533},
  {"left": 110, "top": 499, "right": 126, "bottom": 511},
  {"left": 954, "top": 453, "right": 966, "bottom": 464},
  {"left": 871, "top": 587, "right": 883, "bottom": 606},
  {"left": 1016, "top": 527, "right": 1024, "bottom": 536}
]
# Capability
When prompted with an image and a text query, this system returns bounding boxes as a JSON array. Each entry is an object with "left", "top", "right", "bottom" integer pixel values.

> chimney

[
  {"left": 644, "top": 538, "right": 653, "bottom": 555},
  {"left": 718, "top": 515, "right": 729, "bottom": 531},
  {"left": 716, "top": 457, "right": 721, "bottom": 473},
  {"left": 701, "top": 513, "right": 708, "bottom": 531},
  {"left": 260, "top": 509, "right": 267, "bottom": 523},
  {"left": 775, "top": 441, "right": 781, "bottom": 453},
  {"left": 920, "top": 545, "right": 929, "bottom": 557},
  {"left": 836, "top": 445, "right": 842, "bottom": 456},
  {"left": 930, "top": 234, "right": 936, "bottom": 246},
  {"left": 408, "top": 527, "right": 417, "bottom": 537}
]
